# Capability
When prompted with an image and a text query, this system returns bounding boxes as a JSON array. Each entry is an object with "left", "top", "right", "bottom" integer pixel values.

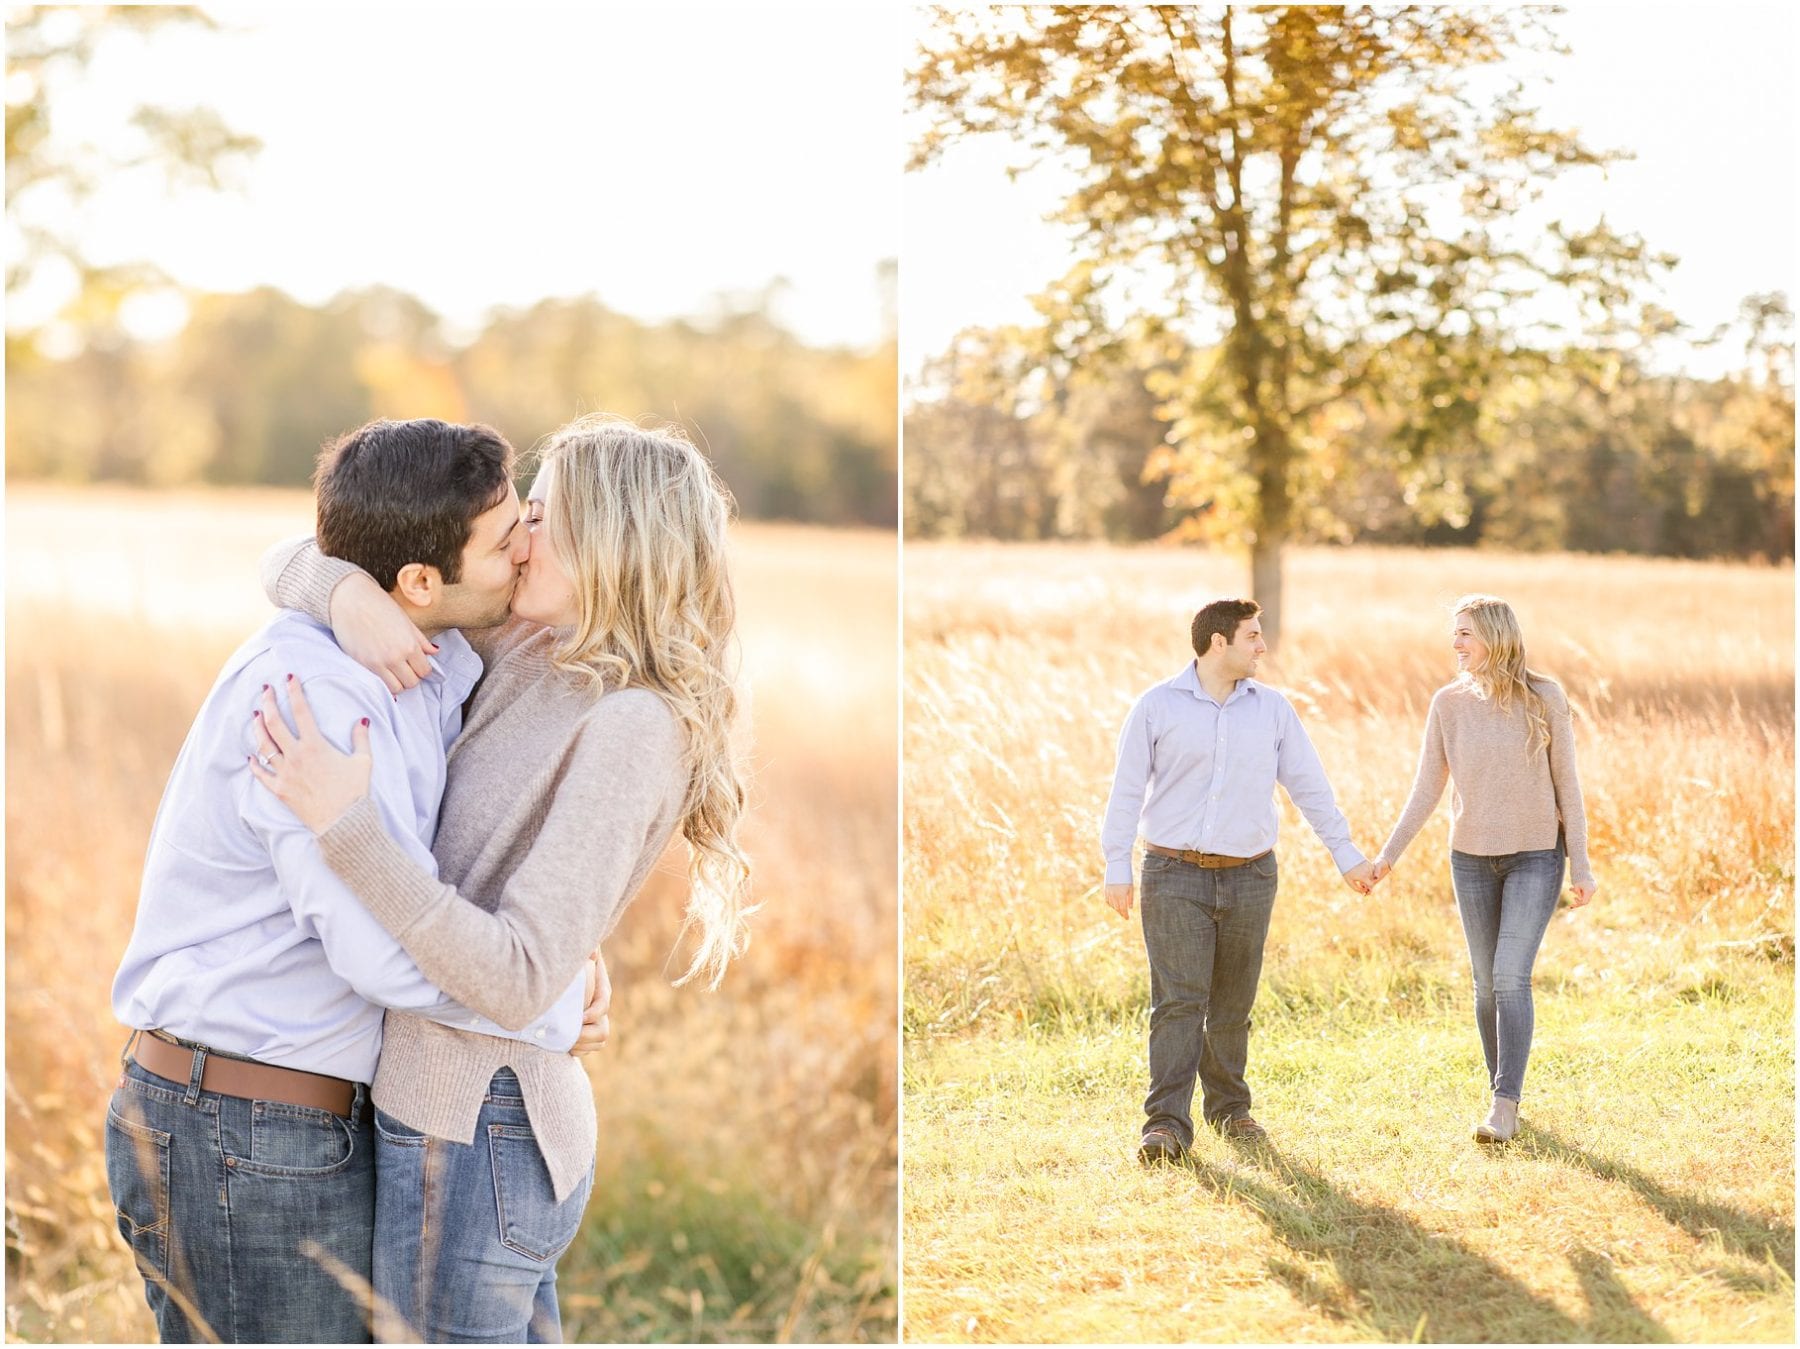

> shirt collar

[
  {"left": 424, "top": 628, "right": 483, "bottom": 700},
  {"left": 1172, "top": 661, "right": 1260, "bottom": 707}
]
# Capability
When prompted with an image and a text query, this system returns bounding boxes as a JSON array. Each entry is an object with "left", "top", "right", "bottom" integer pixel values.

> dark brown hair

[
  {"left": 1191, "top": 598, "right": 1262, "bottom": 657},
  {"left": 314, "top": 419, "right": 514, "bottom": 590}
]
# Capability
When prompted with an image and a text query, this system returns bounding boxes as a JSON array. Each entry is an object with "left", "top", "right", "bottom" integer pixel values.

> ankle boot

[{"left": 1474, "top": 1095, "right": 1519, "bottom": 1143}]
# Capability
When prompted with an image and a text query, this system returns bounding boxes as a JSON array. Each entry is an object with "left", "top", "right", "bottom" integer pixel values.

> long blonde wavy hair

[
  {"left": 1453, "top": 593, "right": 1552, "bottom": 755},
  {"left": 535, "top": 413, "right": 752, "bottom": 988}
]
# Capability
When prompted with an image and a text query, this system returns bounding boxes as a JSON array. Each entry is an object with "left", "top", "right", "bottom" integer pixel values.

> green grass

[
  {"left": 902, "top": 542, "right": 1793, "bottom": 1343},
  {"left": 562, "top": 1137, "right": 892, "bottom": 1343},
  {"left": 904, "top": 959, "right": 1794, "bottom": 1343}
]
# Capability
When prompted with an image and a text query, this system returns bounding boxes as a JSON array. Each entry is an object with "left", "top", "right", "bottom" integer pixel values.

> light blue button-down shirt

[
  {"left": 113, "top": 611, "right": 585, "bottom": 1082},
  {"left": 1101, "top": 663, "right": 1366, "bottom": 886}
]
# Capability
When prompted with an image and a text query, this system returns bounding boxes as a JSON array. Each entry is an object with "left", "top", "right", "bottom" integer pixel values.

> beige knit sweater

[
  {"left": 1377, "top": 676, "right": 1595, "bottom": 889},
  {"left": 267, "top": 542, "right": 687, "bottom": 1202}
]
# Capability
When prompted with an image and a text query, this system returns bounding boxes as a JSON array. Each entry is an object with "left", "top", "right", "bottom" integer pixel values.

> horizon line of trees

[
  {"left": 6, "top": 281, "right": 898, "bottom": 528},
  {"left": 905, "top": 303, "right": 1794, "bottom": 562},
  {"left": 8, "top": 8, "right": 895, "bottom": 528},
  {"left": 909, "top": 7, "right": 1794, "bottom": 641}
]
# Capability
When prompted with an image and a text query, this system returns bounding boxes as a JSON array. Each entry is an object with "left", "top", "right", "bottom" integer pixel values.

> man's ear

[{"left": 392, "top": 562, "right": 443, "bottom": 609}]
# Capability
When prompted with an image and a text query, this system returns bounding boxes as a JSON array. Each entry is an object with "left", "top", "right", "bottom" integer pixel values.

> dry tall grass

[
  {"left": 4, "top": 486, "right": 897, "bottom": 1343},
  {"left": 904, "top": 540, "right": 1793, "bottom": 1343}
]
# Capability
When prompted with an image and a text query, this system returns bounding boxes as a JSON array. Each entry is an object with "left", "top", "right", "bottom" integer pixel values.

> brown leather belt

[
  {"left": 1146, "top": 843, "right": 1271, "bottom": 870},
  {"left": 128, "top": 1031, "right": 357, "bottom": 1119}
]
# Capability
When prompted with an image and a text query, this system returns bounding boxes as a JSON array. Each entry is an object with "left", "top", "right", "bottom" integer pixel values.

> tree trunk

[
  {"left": 1251, "top": 534, "right": 1284, "bottom": 649},
  {"left": 1251, "top": 411, "right": 1294, "bottom": 649},
  {"left": 1216, "top": 7, "right": 1289, "bottom": 650}
]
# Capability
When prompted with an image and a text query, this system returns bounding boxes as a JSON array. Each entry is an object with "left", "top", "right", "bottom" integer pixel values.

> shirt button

[
  {"left": 466, "top": 1018, "right": 478, "bottom": 1028},
  {"left": 535, "top": 1028, "right": 546, "bottom": 1039}
]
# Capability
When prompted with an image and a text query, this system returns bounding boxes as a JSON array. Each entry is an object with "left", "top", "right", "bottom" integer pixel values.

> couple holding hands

[{"left": 1103, "top": 595, "right": 1596, "bottom": 1161}]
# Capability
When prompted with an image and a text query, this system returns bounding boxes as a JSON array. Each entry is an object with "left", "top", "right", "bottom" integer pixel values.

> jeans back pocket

[
  {"left": 488, "top": 1124, "right": 592, "bottom": 1262},
  {"left": 105, "top": 1097, "right": 172, "bottom": 1279}
]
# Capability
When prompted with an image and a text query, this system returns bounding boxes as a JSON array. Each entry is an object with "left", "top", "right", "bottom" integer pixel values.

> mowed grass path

[{"left": 903, "top": 542, "right": 1793, "bottom": 1344}]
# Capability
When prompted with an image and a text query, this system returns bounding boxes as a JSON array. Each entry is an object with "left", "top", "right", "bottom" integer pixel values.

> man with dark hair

[
  {"left": 315, "top": 419, "right": 516, "bottom": 597},
  {"left": 1102, "top": 597, "right": 1374, "bottom": 1164},
  {"left": 105, "top": 419, "right": 601, "bottom": 1342}
]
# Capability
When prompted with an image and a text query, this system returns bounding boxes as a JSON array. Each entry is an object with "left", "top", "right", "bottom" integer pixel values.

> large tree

[
  {"left": 6, "top": 6, "right": 260, "bottom": 349},
  {"left": 910, "top": 5, "right": 1667, "bottom": 643}
]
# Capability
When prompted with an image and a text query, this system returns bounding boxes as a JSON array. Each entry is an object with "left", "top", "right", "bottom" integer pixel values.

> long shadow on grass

[
  {"left": 1523, "top": 1125, "right": 1796, "bottom": 1281},
  {"left": 1190, "top": 1143, "right": 1671, "bottom": 1343}
]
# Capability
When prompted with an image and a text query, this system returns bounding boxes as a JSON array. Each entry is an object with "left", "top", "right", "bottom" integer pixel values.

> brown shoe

[
  {"left": 1218, "top": 1114, "right": 1269, "bottom": 1144},
  {"left": 1137, "top": 1127, "right": 1186, "bottom": 1166}
]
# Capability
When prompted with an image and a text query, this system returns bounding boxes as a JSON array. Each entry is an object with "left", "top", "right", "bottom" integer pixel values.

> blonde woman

[
  {"left": 1370, "top": 595, "right": 1597, "bottom": 1144},
  {"left": 250, "top": 415, "right": 751, "bottom": 1341}
]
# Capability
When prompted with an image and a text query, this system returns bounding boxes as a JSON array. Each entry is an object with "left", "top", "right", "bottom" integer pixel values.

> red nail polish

[
  {"left": 360, "top": 718, "right": 369, "bottom": 727},
  {"left": 286, "top": 673, "right": 295, "bottom": 683}
]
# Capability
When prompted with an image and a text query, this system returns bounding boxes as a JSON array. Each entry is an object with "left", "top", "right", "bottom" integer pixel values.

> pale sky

[
  {"left": 9, "top": 3, "right": 900, "bottom": 351},
  {"left": 902, "top": 4, "right": 1800, "bottom": 382},
  {"left": 13, "top": 6, "right": 1796, "bottom": 370}
]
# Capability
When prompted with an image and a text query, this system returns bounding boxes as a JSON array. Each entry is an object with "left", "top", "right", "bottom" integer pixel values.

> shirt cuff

[
  {"left": 1104, "top": 858, "right": 1135, "bottom": 886},
  {"left": 539, "top": 971, "right": 586, "bottom": 1053},
  {"left": 1330, "top": 842, "right": 1368, "bottom": 874}
]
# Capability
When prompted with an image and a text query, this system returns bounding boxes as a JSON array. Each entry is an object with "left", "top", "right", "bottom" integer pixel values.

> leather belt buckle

[
  {"left": 130, "top": 1031, "right": 357, "bottom": 1119},
  {"left": 1147, "top": 843, "right": 1266, "bottom": 870}
]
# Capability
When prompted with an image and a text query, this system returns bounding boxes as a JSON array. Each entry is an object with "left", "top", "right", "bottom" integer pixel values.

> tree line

[
  {"left": 5, "top": 283, "right": 898, "bottom": 527},
  {"left": 905, "top": 308, "right": 1793, "bottom": 561},
  {"left": 7, "top": 9, "right": 894, "bottom": 527},
  {"left": 910, "top": 6, "right": 1795, "bottom": 643}
]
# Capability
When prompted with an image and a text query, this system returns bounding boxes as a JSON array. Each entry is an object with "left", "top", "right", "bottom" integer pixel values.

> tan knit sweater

[
  {"left": 268, "top": 543, "right": 687, "bottom": 1202},
  {"left": 1377, "top": 676, "right": 1595, "bottom": 889}
]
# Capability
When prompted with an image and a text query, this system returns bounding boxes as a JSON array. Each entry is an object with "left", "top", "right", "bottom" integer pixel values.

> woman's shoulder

[
  {"left": 1526, "top": 673, "right": 1569, "bottom": 709},
  {"left": 575, "top": 686, "right": 684, "bottom": 758},
  {"left": 1429, "top": 678, "right": 1475, "bottom": 708}
]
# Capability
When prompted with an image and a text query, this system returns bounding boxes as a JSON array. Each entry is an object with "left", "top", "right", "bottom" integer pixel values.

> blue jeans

[
  {"left": 103, "top": 1041, "right": 375, "bottom": 1343},
  {"left": 371, "top": 1070, "right": 595, "bottom": 1343},
  {"left": 1451, "top": 839, "right": 1566, "bottom": 1102},
  {"left": 1139, "top": 850, "right": 1279, "bottom": 1146}
]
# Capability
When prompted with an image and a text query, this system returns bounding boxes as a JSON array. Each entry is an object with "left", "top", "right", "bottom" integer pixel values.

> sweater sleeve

[
  {"left": 261, "top": 536, "right": 363, "bottom": 624},
  {"left": 1543, "top": 683, "right": 1595, "bottom": 888},
  {"left": 1378, "top": 692, "right": 1450, "bottom": 865},
  {"left": 259, "top": 534, "right": 544, "bottom": 665},
  {"left": 313, "top": 690, "right": 685, "bottom": 1028}
]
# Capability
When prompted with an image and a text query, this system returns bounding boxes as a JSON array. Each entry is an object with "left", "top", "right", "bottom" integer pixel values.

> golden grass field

[
  {"left": 4, "top": 485, "right": 897, "bottom": 1343},
  {"left": 904, "top": 541, "right": 1794, "bottom": 1344}
]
